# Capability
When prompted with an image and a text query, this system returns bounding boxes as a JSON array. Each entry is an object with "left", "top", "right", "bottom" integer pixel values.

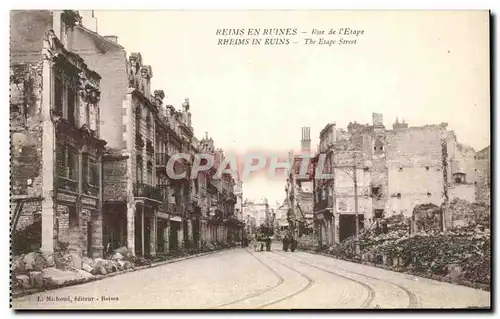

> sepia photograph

[{"left": 9, "top": 9, "right": 491, "bottom": 310}]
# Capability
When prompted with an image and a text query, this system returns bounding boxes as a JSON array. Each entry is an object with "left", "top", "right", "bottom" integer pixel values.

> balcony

[
  {"left": 135, "top": 132, "right": 144, "bottom": 149},
  {"left": 82, "top": 181, "right": 99, "bottom": 197},
  {"left": 146, "top": 139, "right": 154, "bottom": 155},
  {"left": 133, "top": 183, "right": 162, "bottom": 202},
  {"left": 56, "top": 176, "right": 78, "bottom": 193}
]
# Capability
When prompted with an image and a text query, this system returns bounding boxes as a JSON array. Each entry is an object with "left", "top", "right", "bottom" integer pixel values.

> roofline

[{"left": 75, "top": 24, "right": 125, "bottom": 50}]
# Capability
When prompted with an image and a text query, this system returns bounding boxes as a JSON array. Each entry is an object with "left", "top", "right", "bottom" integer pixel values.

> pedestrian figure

[
  {"left": 260, "top": 238, "right": 264, "bottom": 252},
  {"left": 290, "top": 237, "right": 297, "bottom": 252},
  {"left": 282, "top": 235, "right": 290, "bottom": 252},
  {"left": 265, "top": 236, "right": 271, "bottom": 251},
  {"left": 252, "top": 236, "right": 259, "bottom": 252}
]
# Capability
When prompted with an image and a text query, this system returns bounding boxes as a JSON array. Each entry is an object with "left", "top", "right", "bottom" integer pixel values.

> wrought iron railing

[
  {"left": 83, "top": 181, "right": 99, "bottom": 197},
  {"left": 133, "top": 182, "right": 162, "bottom": 202},
  {"left": 56, "top": 176, "right": 78, "bottom": 192}
]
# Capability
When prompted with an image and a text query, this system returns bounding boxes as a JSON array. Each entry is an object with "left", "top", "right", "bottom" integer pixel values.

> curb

[
  {"left": 299, "top": 249, "right": 491, "bottom": 292},
  {"left": 12, "top": 248, "right": 233, "bottom": 299}
]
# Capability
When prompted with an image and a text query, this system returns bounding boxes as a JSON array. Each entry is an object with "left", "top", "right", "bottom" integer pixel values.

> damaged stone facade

[
  {"left": 474, "top": 146, "right": 491, "bottom": 205},
  {"left": 312, "top": 113, "right": 483, "bottom": 245},
  {"left": 11, "top": 10, "right": 243, "bottom": 263},
  {"left": 10, "top": 11, "right": 107, "bottom": 268}
]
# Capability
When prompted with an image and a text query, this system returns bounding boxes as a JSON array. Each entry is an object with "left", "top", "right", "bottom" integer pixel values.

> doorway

[{"left": 339, "top": 214, "right": 364, "bottom": 242}]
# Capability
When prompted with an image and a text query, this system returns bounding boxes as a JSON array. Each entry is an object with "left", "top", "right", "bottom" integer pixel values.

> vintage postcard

[{"left": 10, "top": 10, "right": 490, "bottom": 310}]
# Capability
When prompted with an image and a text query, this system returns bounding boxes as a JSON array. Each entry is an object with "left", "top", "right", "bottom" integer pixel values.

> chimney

[
  {"left": 372, "top": 112, "right": 384, "bottom": 127},
  {"left": 301, "top": 127, "right": 311, "bottom": 153},
  {"left": 104, "top": 35, "right": 118, "bottom": 44},
  {"left": 79, "top": 10, "right": 98, "bottom": 33}
]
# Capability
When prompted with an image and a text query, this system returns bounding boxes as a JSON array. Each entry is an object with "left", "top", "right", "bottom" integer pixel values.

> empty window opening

[{"left": 374, "top": 209, "right": 384, "bottom": 219}]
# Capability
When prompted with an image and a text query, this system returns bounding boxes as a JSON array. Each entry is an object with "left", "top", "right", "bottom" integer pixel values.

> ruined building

[
  {"left": 312, "top": 113, "right": 481, "bottom": 245},
  {"left": 285, "top": 127, "right": 315, "bottom": 237},
  {"left": 10, "top": 10, "right": 107, "bottom": 266}
]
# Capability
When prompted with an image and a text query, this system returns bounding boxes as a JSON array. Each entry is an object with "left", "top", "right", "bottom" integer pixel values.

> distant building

[{"left": 243, "top": 198, "right": 271, "bottom": 231}]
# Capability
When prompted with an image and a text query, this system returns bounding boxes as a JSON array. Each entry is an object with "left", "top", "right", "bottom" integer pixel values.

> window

[
  {"left": 146, "top": 112, "right": 152, "bottom": 139},
  {"left": 67, "top": 86, "right": 76, "bottom": 126},
  {"left": 147, "top": 161, "right": 153, "bottom": 185},
  {"left": 53, "top": 68, "right": 79, "bottom": 126},
  {"left": 135, "top": 106, "right": 141, "bottom": 134},
  {"left": 89, "top": 157, "right": 99, "bottom": 187},
  {"left": 372, "top": 186, "right": 381, "bottom": 197},
  {"left": 374, "top": 138, "right": 384, "bottom": 154},
  {"left": 54, "top": 75, "right": 63, "bottom": 115},
  {"left": 374, "top": 209, "right": 384, "bottom": 219},
  {"left": 67, "top": 147, "right": 78, "bottom": 181},
  {"left": 399, "top": 167, "right": 403, "bottom": 172},
  {"left": 56, "top": 143, "right": 79, "bottom": 192},
  {"left": 453, "top": 173, "right": 466, "bottom": 184},
  {"left": 85, "top": 102, "right": 90, "bottom": 128},
  {"left": 426, "top": 166, "right": 429, "bottom": 171},
  {"left": 82, "top": 154, "right": 99, "bottom": 196},
  {"left": 136, "top": 156, "right": 143, "bottom": 183}
]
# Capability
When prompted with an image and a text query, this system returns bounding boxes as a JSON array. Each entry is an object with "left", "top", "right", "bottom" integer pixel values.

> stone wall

[
  {"left": 103, "top": 156, "right": 129, "bottom": 202},
  {"left": 475, "top": 146, "right": 490, "bottom": 205},
  {"left": 72, "top": 27, "right": 129, "bottom": 149},
  {"left": 10, "top": 63, "right": 44, "bottom": 197},
  {"left": 10, "top": 10, "right": 53, "bottom": 63},
  {"left": 385, "top": 126, "right": 445, "bottom": 217}
]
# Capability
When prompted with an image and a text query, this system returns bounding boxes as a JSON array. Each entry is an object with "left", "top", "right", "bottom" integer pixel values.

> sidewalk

[{"left": 12, "top": 248, "right": 233, "bottom": 299}]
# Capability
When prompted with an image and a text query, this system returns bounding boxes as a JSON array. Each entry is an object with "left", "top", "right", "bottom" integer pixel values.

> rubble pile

[
  {"left": 448, "top": 198, "right": 490, "bottom": 229},
  {"left": 12, "top": 241, "right": 235, "bottom": 294},
  {"left": 307, "top": 202, "right": 491, "bottom": 287}
]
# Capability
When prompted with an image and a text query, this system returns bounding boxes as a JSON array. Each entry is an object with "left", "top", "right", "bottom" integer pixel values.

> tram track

[
  {"left": 211, "top": 248, "right": 285, "bottom": 309},
  {"left": 277, "top": 251, "right": 420, "bottom": 308},
  {"left": 272, "top": 251, "right": 375, "bottom": 308}
]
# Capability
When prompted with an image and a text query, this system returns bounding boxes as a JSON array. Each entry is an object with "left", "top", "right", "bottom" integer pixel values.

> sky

[{"left": 89, "top": 10, "right": 490, "bottom": 205}]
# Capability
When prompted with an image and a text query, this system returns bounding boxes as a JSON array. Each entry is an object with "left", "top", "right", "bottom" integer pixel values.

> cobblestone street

[{"left": 12, "top": 244, "right": 490, "bottom": 310}]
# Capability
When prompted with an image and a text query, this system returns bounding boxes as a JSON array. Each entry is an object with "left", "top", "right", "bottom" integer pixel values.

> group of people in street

[
  {"left": 282, "top": 233, "right": 297, "bottom": 252},
  {"left": 244, "top": 232, "right": 298, "bottom": 253},
  {"left": 251, "top": 234, "right": 272, "bottom": 252}
]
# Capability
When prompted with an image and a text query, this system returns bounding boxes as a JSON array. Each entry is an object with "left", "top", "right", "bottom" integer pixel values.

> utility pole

[
  {"left": 330, "top": 149, "right": 335, "bottom": 246},
  {"left": 288, "top": 150, "right": 296, "bottom": 238},
  {"left": 353, "top": 152, "right": 360, "bottom": 256}
]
